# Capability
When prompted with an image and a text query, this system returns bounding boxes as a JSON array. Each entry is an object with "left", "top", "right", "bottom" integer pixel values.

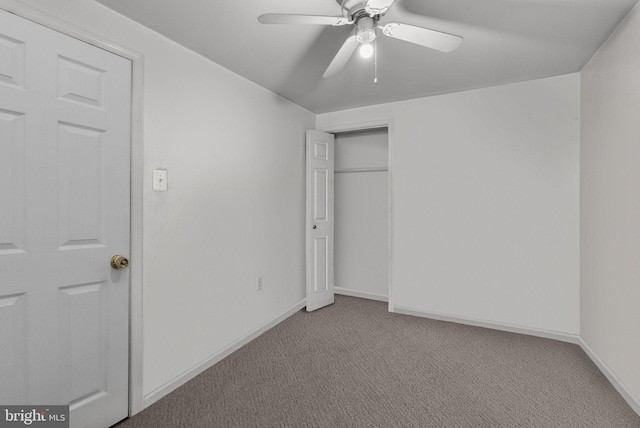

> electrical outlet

[{"left": 257, "top": 276, "right": 263, "bottom": 291}]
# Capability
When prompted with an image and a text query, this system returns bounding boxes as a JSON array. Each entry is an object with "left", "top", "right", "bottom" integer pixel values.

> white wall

[
  {"left": 334, "top": 129, "right": 389, "bottom": 299},
  {"left": 318, "top": 74, "right": 581, "bottom": 335},
  {"left": 581, "top": 3, "right": 640, "bottom": 405},
  {"left": 11, "top": 0, "right": 314, "bottom": 400}
]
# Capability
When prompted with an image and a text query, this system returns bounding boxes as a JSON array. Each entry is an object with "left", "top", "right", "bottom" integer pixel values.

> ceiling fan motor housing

[
  {"left": 338, "top": 0, "right": 366, "bottom": 16},
  {"left": 340, "top": 0, "right": 381, "bottom": 19}
]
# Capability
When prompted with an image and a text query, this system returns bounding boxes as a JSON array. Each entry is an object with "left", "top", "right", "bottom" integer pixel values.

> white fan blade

[
  {"left": 380, "top": 22, "right": 462, "bottom": 52},
  {"left": 258, "top": 14, "right": 350, "bottom": 26},
  {"left": 365, "top": 0, "right": 396, "bottom": 15},
  {"left": 323, "top": 34, "right": 359, "bottom": 78}
]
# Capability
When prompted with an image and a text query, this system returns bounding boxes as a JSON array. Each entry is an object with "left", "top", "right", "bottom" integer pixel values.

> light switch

[{"left": 152, "top": 169, "right": 168, "bottom": 191}]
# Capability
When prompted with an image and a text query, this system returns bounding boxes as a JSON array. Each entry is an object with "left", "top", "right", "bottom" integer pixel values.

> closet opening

[{"left": 333, "top": 127, "right": 390, "bottom": 302}]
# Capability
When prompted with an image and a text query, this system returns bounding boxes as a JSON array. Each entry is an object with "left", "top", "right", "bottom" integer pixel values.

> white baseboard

[
  {"left": 143, "top": 298, "right": 306, "bottom": 409},
  {"left": 578, "top": 338, "right": 640, "bottom": 416},
  {"left": 334, "top": 287, "right": 388, "bottom": 302},
  {"left": 392, "top": 305, "right": 581, "bottom": 344}
]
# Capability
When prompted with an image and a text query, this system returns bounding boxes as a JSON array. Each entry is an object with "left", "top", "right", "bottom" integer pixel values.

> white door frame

[
  {"left": 319, "top": 119, "right": 395, "bottom": 312},
  {"left": 0, "top": 0, "right": 146, "bottom": 415}
]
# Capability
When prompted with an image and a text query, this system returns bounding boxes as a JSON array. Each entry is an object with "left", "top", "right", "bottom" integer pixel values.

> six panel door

[
  {"left": 306, "top": 130, "right": 335, "bottom": 312},
  {"left": 0, "top": 9, "right": 131, "bottom": 428}
]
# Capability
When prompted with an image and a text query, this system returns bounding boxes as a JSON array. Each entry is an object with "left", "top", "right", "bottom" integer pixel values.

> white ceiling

[{"left": 95, "top": 0, "right": 638, "bottom": 113}]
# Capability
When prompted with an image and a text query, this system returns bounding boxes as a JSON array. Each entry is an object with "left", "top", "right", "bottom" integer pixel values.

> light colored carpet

[{"left": 116, "top": 295, "right": 640, "bottom": 427}]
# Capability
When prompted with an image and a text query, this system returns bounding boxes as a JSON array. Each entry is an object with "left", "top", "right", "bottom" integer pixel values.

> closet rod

[{"left": 335, "top": 167, "right": 389, "bottom": 174}]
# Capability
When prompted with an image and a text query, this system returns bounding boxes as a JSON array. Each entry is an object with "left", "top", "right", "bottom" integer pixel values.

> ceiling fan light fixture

[
  {"left": 359, "top": 43, "right": 374, "bottom": 58},
  {"left": 355, "top": 16, "right": 376, "bottom": 44}
]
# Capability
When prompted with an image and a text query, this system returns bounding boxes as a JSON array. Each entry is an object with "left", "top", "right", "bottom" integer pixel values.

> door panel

[
  {"left": 306, "top": 130, "right": 335, "bottom": 311},
  {"left": 0, "top": 109, "right": 25, "bottom": 252},
  {"left": 314, "top": 236, "right": 329, "bottom": 293},
  {"left": 59, "top": 281, "right": 107, "bottom": 403},
  {"left": 0, "top": 293, "right": 27, "bottom": 404},
  {"left": 0, "top": 33, "right": 25, "bottom": 89},
  {"left": 57, "top": 55, "right": 105, "bottom": 108},
  {"left": 314, "top": 168, "right": 328, "bottom": 221},
  {"left": 58, "top": 122, "right": 106, "bottom": 248},
  {"left": 0, "top": 9, "right": 131, "bottom": 428}
]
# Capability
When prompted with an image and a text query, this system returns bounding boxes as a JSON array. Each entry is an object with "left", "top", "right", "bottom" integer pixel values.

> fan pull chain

[{"left": 374, "top": 31, "right": 378, "bottom": 84}]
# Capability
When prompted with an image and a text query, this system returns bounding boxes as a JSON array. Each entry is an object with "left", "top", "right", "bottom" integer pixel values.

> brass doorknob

[{"left": 110, "top": 255, "right": 129, "bottom": 270}]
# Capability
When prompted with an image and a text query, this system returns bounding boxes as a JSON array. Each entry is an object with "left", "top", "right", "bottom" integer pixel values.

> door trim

[
  {"left": 0, "top": 0, "right": 146, "bottom": 415},
  {"left": 319, "top": 119, "right": 395, "bottom": 312}
]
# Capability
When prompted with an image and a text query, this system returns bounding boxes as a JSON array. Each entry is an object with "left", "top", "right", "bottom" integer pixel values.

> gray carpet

[{"left": 116, "top": 295, "right": 640, "bottom": 427}]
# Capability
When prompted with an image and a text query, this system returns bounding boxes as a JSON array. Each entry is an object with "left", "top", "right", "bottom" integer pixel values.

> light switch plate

[{"left": 152, "top": 169, "right": 168, "bottom": 191}]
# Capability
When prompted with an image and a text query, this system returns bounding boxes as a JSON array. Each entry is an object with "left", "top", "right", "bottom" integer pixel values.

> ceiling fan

[{"left": 258, "top": 0, "right": 463, "bottom": 78}]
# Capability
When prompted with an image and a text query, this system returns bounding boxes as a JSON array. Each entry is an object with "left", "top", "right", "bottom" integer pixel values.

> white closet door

[{"left": 306, "top": 130, "right": 335, "bottom": 311}]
